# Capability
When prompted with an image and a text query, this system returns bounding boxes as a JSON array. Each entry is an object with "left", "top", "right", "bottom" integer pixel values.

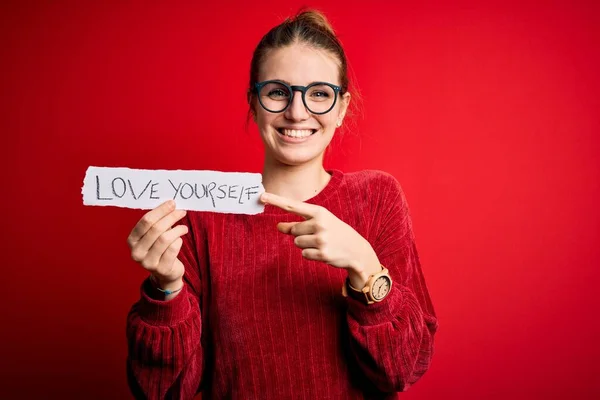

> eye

[
  {"left": 268, "top": 89, "right": 290, "bottom": 99},
  {"left": 311, "top": 91, "right": 330, "bottom": 98},
  {"left": 307, "top": 84, "right": 335, "bottom": 103}
]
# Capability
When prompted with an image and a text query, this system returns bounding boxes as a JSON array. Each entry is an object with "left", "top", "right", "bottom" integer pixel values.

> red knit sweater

[{"left": 126, "top": 169, "right": 438, "bottom": 399}]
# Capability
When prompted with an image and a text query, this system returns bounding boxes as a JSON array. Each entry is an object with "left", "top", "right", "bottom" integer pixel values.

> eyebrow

[{"left": 274, "top": 79, "right": 326, "bottom": 86}]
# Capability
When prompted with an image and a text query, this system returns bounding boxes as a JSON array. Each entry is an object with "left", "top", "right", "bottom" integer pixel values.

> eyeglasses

[{"left": 254, "top": 80, "right": 342, "bottom": 115}]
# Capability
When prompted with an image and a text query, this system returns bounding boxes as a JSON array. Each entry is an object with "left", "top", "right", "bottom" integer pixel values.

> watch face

[{"left": 372, "top": 276, "right": 391, "bottom": 301}]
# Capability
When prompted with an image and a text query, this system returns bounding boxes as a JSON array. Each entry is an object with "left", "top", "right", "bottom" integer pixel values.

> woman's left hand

[{"left": 260, "top": 192, "right": 381, "bottom": 285}]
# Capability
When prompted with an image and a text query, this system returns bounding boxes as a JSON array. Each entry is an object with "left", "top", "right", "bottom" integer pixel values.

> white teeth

[{"left": 281, "top": 129, "right": 314, "bottom": 138}]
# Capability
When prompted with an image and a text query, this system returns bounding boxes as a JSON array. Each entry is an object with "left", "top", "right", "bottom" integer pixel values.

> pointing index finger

[{"left": 261, "top": 192, "right": 317, "bottom": 219}]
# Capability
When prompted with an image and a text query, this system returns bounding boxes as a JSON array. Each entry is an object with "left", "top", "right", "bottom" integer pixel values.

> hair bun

[{"left": 293, "top": 9, "right": 336, "bottom": 36}]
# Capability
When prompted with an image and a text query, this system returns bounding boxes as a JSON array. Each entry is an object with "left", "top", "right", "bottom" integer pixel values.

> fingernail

[{"left": 260, "top": 193, "right": 269, "bottom": 203}]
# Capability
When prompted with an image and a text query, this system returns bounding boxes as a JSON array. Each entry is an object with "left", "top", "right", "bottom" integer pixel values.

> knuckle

[
  {"left": 140, "top": 259, "right": 155, "bottom": 270},
  {"left": 148, "top": 224, "right": 163, "bottom": 238},
  {"left": 139, "top": 216, "right": 152, "bottom": 231},
  {"left": 156, "top": 233, "right": 171, "bottom": 246},
  {"left": 163, "top": 247, "right": 176, "bottom": 258},
  {"left": 317, "top": 248, "right": 327, "bottom": 259},
  {"left": 169, "top": 238, "right": 183, "bottom": 251},
  {"left": 130, "top": 250, "right": 143, "bottom": 263}
]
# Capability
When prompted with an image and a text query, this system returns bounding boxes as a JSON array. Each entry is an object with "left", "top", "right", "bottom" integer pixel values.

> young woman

[{"left": 126, "top": 10, "right": 438, "bottom": 399}]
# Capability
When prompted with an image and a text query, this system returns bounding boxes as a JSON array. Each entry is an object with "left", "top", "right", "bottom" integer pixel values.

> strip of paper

[{"left": 82, "top": 166, "right": 265, "bottom": 214}]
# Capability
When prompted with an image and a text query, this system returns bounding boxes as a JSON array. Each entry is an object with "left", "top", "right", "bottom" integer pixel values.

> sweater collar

[{"left": 262, "top": 169, "right": 344, "bottom": 215}]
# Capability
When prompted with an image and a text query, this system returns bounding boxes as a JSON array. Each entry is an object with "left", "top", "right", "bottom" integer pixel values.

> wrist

[
  {"left": 150, "top": 275, "right": 184, "bottom": 293},
  {"left": 347, "top": 253, "right": 381, "bottom": 289}
]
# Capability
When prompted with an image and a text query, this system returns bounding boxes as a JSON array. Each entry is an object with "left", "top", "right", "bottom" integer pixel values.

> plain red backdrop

[{"left": 1, "top": 0, "right": 599, "bottom": 399}]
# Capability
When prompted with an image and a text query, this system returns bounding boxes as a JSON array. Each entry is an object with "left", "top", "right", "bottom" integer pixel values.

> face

[{"left": 253, "top": 43, "right": 350, "bottom": 167}]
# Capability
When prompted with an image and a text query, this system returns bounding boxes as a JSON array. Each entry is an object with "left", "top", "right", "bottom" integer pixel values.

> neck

[{"left": 261, "top": 157, "right": 332, "bottom": 202}]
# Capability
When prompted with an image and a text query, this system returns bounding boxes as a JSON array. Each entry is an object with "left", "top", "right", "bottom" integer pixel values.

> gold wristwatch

[{"left": 342, "top": 265, "right": 392, "bottom": 305}]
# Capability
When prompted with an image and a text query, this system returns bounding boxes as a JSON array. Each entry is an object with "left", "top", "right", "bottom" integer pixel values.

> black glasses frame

[{"left": 254, "top": 80, "right": 342, "bottom": 115}]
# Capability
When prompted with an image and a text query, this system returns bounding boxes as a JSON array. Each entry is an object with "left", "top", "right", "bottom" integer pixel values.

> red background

[{"left": 2, "top": 1, "right": 599, "bottom": 398}]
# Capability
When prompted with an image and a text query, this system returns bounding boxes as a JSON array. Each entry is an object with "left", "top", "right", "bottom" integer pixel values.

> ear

[
  {"left": 247, "top": 91, "right": 258, "bottom": 122},
  {"left": 338, "top": 92, "right": 351, "bottom": 123}
]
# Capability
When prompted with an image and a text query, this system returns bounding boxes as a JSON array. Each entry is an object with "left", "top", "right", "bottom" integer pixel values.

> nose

[{"left": 283, "top": 90, "right": 310, "bottom": 121}]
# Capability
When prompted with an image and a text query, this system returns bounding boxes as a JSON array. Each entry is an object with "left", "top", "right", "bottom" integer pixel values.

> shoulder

[
  {"left": 340, "top": 170, "right": 411, "bottom": 235},
  {"left": 338, "top": 169, "right": 408, "bottom": 219},
  {"left": 342, "top": 169, "right": 404, "bottom": 197}
]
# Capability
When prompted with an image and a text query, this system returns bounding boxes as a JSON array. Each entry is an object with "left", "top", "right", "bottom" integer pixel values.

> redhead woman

[{"left": 126, "top": 9, "right": 438, "bottom": 399}]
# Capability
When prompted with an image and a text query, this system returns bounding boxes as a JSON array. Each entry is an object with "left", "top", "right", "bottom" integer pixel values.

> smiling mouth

[{"left": 276, "top": 128, "right": 317, "bottom": 138}]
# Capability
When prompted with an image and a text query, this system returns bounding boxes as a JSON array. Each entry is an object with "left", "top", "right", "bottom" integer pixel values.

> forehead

[{"left": 259, "top": 43, "right": 340, "bottom": 85}]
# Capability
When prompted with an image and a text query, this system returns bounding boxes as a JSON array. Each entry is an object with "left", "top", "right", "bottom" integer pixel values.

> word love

[{"left": 82, "top": 167, "right": 265, "bottom": 215}]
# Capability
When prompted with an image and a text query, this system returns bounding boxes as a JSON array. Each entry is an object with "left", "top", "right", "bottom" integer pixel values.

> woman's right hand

[{"left": 127, "top": 200, "right": 189, "bottom": 292}]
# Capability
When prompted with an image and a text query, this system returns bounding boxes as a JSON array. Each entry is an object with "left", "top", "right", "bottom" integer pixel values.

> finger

[
  {"left": 278, "top": 220, "right": 317, "bottom": 236},
  {"left": 131, "top": 209, "right": 187, "bottom": 262},
  {"left": 277, "top": 222, "right": 299, "bottom": 234},
  {"left": 143, "top": 225, "right": 189, "bottom": 268},
  {"left": 128, "top": 200, "right": 176, "bottom": 244},
  {"left": 290, "top": 220, "right": 319, "bottom": 236},
  {"left": 260, "top": 192, "right": 318, "bottom": 219},
  {"left": 301, "top": 248, "right": 326, "bottom": 262},
  {"left": 157, "top": 237, "right": 184, "bottom": 276},
  {"left": 294, "top": 234, "right": 322, "bottom": 249}
]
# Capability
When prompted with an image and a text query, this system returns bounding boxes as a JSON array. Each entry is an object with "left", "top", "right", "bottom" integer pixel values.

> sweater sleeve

[
  {"left": 345, "top": 174, "right": 438, "bottom": 393},
  {"left": 126, "top": 213, "right": 206, "bottom": 400}
]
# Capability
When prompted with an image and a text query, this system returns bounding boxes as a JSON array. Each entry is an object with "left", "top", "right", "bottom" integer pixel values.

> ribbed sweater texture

[{"left": 127, "top": 169, "right": 438, "bottom": 399}]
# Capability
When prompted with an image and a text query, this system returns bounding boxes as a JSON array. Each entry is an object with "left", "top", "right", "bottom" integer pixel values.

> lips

[{"left": 276, "top": 128, "right": 317, "bottom": 138}]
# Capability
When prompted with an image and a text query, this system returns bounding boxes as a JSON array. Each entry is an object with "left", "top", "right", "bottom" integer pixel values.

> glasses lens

[
  {"left": 305, "top": 84, "right": 336, "bottom": 114},
  {"left": 259, "top": 82, "right": 291, "bottom": 112}
]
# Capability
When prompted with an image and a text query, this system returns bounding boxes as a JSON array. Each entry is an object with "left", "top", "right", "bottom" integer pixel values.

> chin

[{"left": 270, "top": 148, "right": 325, "bottom": 166}]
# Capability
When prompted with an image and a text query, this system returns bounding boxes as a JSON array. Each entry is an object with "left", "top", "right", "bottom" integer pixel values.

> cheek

[
  {"left": 323, "top": 103, "right": 345, "bottom": 126},
  {"left": 318, "top": 114, "right": 337, "bottom": 129},
  {"left": 255, "top": 109, "right": 274, "bottom": 130},
  {"left": 252, "top": 98, "right": 268, "bottom": 126}
]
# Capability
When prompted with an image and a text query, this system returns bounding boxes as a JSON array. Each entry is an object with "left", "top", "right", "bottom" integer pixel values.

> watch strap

[
  {"left": 343, "top": 278, "right": 370, "bottom": 304},
  {"left": 341, "top": 265, "right": 389, "bottom": 305}
]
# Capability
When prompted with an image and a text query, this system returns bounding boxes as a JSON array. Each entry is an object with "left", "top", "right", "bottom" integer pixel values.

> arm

[
  {"left": 345, "top": 175, "right": 438, "bottom": 393},
  {"left": 126, "top": 213, "right": 206, "bottom": 400}
]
